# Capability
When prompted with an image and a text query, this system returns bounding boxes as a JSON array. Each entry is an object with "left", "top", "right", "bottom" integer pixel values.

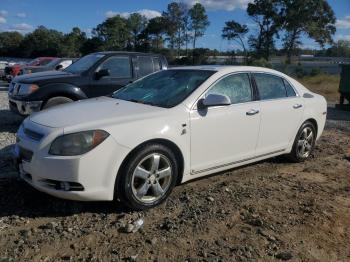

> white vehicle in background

[
  {"left": 13, "top": 66, "right": 327, "bottom": 210},
  {"left": 0, "top": 61, "right": 9, "bottom": 80}
]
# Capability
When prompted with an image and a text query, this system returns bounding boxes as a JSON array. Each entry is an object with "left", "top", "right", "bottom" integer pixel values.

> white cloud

[
  {"left": 0, "top": 10, "right": 7, "bottom": 24},
  {"left": 182, "top": 0, "right": 252, "bottom": 11},
  {"left": 0, "top": 10, "right": 8, "bottom": 17},
  {"left": 336, "top": 16, "right": 350, "bottom": 29},
  {"left": 335, "top": 34, "right": 350, "bottom": 41},
  {"left": 9, "top": 23, "right": 33, "bottom": 33},
  {"left": 105, "top": 9, "right": 161, "bottom": 20},
  {"left": 16, "top": 12, "right": 27, "bottom": 18}
]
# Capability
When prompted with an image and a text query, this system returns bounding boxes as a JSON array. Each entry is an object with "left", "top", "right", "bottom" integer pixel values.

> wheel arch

[
  {"left": 304, "top": 118, "right": 318, "bottom": 137},
  {"left": 37, "top": 83, "right": 87, "bottom": 109},
  {"left": 115, "top": 138, "right": 185, "bottom": 199}
]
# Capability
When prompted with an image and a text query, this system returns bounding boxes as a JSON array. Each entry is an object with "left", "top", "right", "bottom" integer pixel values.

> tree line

[{"left": 0, "top": 0, "right": 348, "bottom": 64}]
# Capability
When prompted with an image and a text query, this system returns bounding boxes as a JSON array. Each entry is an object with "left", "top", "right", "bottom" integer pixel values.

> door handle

[
  {"left": 293, "top": 104, "right": 303, "bottom": 109},
  {"left": 246, "top": 109, "right": 259, "bottom": 116}
]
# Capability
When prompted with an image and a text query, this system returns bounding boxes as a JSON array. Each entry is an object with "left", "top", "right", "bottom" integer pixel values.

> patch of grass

[{"left": 298, "top": 74, "right": 340, "bottom": 103}]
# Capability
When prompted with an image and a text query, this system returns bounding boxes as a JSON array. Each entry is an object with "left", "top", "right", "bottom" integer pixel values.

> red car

[{"left": 5, "top": 57, "right": 56, "bottom": 82}]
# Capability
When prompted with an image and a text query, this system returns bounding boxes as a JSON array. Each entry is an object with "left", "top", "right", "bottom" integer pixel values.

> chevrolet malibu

[{"left": 14, "top": 66, "right": 327, "bottom": 210}]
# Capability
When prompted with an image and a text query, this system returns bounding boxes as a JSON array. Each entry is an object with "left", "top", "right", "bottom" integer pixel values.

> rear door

[
  {"left": 253, "top": 73, "right": 303, "bottom": 155},
  {"left": 135, "top": 56, "right": 162, "bottom": 78},
  {"left": 89, "top": 55, "right": 133, "bottom": 97}
]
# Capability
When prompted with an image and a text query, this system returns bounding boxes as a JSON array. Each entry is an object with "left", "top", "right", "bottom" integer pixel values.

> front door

[
  {"left": 89, "top": 56, "right": 133, "bottom": 97},
  {"left": 190, "top": 73, "right": 261, "bottom": 175}
]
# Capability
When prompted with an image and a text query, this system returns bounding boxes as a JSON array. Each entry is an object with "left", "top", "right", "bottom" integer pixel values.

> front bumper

[
  {"left": 9, "top": 98, "right": 42, "bottom": 115},
  {"left": 13, "top": 121, "right": 130, "bottom": 201}
]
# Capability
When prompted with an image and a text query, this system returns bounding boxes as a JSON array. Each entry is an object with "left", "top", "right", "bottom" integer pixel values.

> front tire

[
  {"left": 117, "top": 144, "right": 178, "bottom": 210},
  {"left": 287, "top": 121, "right": 316, "bottom": 162}
]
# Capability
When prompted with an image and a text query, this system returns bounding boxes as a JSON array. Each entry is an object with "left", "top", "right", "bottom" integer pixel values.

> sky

[{"left": 0, "top": 0, "right": 350, "bottom": 51}]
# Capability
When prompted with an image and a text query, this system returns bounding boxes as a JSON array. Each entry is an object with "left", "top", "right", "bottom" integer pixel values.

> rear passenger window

[
  {"left": 207, "top": 73, "right": 252, "bottom": 104},
  {"left": 283, "top": 79, "right": 296, "bottom": 97},
  {"left": 152, "top": 57, "right": 161, "bottom": 71},
  {"left": 136, "top": 56, "right": 154, "bottom": 77},
  {"left": 99, "top": 56, "right": 131, "bottom": 78},
  {"left": 254, "top": 74, "right": 287, "bottom": 100}
]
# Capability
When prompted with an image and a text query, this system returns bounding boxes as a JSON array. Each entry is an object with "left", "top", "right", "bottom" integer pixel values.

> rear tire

[
  {"left": 42, "top": 96, "right": 73, "bottom": 110},
  {"left": 116, "top": 144, "right": 178, "bottom": 211},
  {"left": 287, "top": 121, "right": 316, "bottom": 162}
]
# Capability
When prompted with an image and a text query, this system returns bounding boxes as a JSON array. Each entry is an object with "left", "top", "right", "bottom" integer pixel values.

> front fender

[{"left": 28, "top": 83, "right": 88, "bottom": 101}]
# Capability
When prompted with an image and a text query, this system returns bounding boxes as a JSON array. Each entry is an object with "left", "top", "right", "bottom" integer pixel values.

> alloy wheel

[
  {"left": 297, "top": 126, "right": 314, "bottom": 158},
  {"left": 131, "top": 153, "right": 172, "bottom": 203}
]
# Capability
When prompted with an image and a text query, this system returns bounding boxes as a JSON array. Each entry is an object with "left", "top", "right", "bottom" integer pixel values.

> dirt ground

[{"left": 0, "top": 80, "right": 350, "bottom": 261}]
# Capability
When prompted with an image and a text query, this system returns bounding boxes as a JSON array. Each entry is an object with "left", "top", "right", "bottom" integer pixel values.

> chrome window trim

[{"left": 191, "top": 70, "right": 301, "bottom": 111}]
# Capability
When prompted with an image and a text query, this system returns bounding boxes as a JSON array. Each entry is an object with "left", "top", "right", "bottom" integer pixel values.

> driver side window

[
  {"left": 98, "top": 56, "right": 131, "bottom": 78},
  {"left": 206, "top": 73, "right": 252, "bottom": 104}
]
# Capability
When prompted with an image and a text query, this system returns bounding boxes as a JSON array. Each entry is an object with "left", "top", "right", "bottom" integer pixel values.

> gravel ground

[{"left": 0, "top": 81, "right": 350, "bottom": 261}]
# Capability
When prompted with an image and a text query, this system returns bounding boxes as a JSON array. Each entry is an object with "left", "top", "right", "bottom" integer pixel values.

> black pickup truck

[{"left": 8, "top": 52, "right": 168, "bottom": 115}]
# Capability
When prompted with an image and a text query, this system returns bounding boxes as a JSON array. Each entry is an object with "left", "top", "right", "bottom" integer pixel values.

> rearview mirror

[
  {"left": 197, "top": 94, "right": 231, "bottom": 110},
  {"left": 95, "top": 69, "right": 110, "bottom": 80}
]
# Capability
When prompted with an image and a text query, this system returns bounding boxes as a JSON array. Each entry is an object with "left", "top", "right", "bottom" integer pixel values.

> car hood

[
  {"left": 14, "top": 70, "right": 79, "bottom": 84},
  {"left": 29, "top": 96, "right": 166, "bottom": 129},
  {"left": 23, "top": 66, "right": 45, "bottom": 70}
]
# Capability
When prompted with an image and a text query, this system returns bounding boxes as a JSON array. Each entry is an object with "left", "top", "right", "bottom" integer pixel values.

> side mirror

[
  {"left": 197, "top": 94, "right": 231, "bottom": 110},
  {"left": 55, "top": 64, "right": 63, "bottom": 70},
  {"left": 95, "top": 69, "right": 110, "bottom": 80}
]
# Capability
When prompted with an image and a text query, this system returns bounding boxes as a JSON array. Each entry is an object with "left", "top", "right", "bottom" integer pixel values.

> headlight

[
  {"left": 49, "top": 130, "right": 109, "bottom": 156},
  {"left": 18, "top": 83, "right": 39, "bottom": 95}
]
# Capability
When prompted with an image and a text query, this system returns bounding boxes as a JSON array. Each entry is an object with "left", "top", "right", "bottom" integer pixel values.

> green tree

[
  {"left": 19, "top": 26, "right": 64, "bottom": 57},
  {"left": 180, "top": 3, "right": 191, "bottom": 56},
  {"left": 93, "top": 15, "right": 130, "bottom": 50},
  {"left": 127, "top": 13, "right": 148, "bottom": 50},
  {"left": 325, "top": 40, "right": 350, "bottom": 57},
  {"left": 60, "top": 27, "right": 87, "bottom": 57},
  {"left": 80, "top": 37, "right": 104, "bottom": 55},
  {"left": 144, "top": 16, "right": 166, "bottom": 50},
  {"left": 163, "top": 2, "right": 186, "bottom": 57},
  {"left": 247, "top": 0, "right": 282, "bottom": 60},
  {"left": 0, "top": 32, "right": 24, "bottom": 57},
  {"left": 222, "top": 20, "right": 249, "bottom": 62},
  {"left": 189, "top": 3, "right": 210, "bottom": 49},
  {"left": 189, "top": 3, "right": 209, "bottom": 58},
  {"left": 281, "top": 0, "right": 336, "bottom": 63}
]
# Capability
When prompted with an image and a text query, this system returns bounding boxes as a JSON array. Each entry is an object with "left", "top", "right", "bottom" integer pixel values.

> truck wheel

[{"left": 42, "top": 97, "right": 73, "bottom": 110}]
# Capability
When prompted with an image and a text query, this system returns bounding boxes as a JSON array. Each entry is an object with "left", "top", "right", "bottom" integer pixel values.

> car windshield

[
  {"left": 27, "top": 58, "right": 40, "bottom": 66},
  {"left": 64, "top": 54, "right": 105, "bottom": 74},
  {"left": 113, "top": 69, "right": 215, "bottom": 108}
]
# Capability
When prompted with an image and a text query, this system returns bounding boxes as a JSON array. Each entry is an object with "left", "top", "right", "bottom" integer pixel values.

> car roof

[{"left": 170, "top": 65, "right": 286, "bottom": 75}]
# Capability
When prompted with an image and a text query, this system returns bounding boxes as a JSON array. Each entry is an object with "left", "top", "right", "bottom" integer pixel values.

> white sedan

[{"left": 14, "top": 66, "right": 327, "bottom": 210}]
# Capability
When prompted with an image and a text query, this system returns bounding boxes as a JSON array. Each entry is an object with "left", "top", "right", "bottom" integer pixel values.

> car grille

[{"left": 24, "top": 128, "right": 44, "bottom": 141}]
